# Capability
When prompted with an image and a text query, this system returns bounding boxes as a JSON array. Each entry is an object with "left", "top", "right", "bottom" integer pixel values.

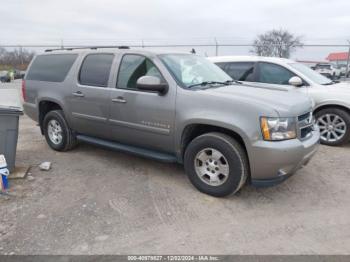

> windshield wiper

[
  {"left": 188, "top": 81, "right": 226, "bottom": 89},
  {"left": 224, "top": 79, "right": 242, "bottom": 85},
  {"left": 188, "top": 80, "right": 241, "bottom": 89}
]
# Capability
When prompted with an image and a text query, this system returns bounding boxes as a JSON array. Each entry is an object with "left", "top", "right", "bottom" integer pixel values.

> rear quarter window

[{"left": 26, "top": 54, "right": 78, "bottom": 82}]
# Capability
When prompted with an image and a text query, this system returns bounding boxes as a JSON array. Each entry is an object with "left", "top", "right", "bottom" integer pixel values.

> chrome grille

[{"left": 298, "top": 112, "right": 314, "bottom": 140}]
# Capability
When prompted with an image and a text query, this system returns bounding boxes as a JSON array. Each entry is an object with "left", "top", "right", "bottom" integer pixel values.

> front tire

[
  {"left": 315, "top": 108, "right": 350, "bottom": 146},
  {"left": 43, "top": 110, "right": 77, "bottom": 151},
  {"left": 184, "top": 132, "right": 249, "bottom": 197}
]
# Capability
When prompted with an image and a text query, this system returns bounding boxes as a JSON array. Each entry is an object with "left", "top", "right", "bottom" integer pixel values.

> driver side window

[
  {"left": 257, "top": 62, "right": 296, "bottom": 85},
  {"left": 117, "top": 54, "right": 164, "bottom": 90}
]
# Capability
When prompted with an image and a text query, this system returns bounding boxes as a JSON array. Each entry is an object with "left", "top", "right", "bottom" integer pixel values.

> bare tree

[
  {"left": 0, "top": 47, "right": 35, "bottom": 69},
  {"left": 251, "top": 29, "right": 303, "bottom": 58}
]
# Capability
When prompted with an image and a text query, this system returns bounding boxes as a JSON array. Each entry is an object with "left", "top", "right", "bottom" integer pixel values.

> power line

[{"left": 1, "top": 44, "right": 350, "bottom": 48}]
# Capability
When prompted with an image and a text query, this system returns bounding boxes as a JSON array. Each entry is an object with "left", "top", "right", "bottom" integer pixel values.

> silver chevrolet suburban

[{"left": 22, "top": 47, "right": 320, "bottom": 197}]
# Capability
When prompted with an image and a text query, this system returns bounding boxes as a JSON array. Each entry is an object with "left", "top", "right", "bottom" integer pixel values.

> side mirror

[
  {"left": 288, "top": 76, "right": 303, "bottom": 87},
  {"left": 136, "top": 76, "right": 168, "bottom": 95}
]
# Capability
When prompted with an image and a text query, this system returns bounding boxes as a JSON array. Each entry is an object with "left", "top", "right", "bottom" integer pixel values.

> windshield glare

[
  {"left": 288, "top": 62, "right": 332, "bottom": 85},
  {"left": 159, "top": 54, "right": 232, "bottom": 88}
]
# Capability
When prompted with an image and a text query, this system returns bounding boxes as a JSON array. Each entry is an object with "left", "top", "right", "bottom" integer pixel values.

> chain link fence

[{"left": 1, "top": 38, "right": 350, "bottom": 77}]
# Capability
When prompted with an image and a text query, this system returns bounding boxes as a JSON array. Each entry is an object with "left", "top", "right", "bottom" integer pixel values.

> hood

[
  {"left": 202, "top": 84, "right": 313, "bottom": 117},
  {"left": 327, "top": 82, "right": 350, "bottom": 92}
]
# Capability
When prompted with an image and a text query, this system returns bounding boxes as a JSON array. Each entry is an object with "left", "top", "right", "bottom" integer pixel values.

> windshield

[
  {"left": 288, "top": 62, "right": 332, "bottom": 85},
  {"left": 159, "top": 54, "right": 232, "bottom": 88}
]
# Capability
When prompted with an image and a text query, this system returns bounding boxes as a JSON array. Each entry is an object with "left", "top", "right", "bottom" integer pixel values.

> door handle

[
  {"left": 112, "top": 97, "right": 127, "bottom": 103},
  {"left": 72, "top": 91, "right": 85, "bottom": 97}
]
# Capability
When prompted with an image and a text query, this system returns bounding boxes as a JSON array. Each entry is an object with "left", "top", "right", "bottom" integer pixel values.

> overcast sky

[{"left": 1, "top": 0, "right": 350, "bottom": 60}]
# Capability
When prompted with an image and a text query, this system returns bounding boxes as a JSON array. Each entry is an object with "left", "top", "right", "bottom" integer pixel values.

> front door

[
  {"left": 69, "top": 53, "right": 115, "bottom": 139},
  {"left": 109, "top": 54, "right": 176, "bottom": 153},
  {"left": 253, "top": 62, "right": 309, "bottom": 94}
]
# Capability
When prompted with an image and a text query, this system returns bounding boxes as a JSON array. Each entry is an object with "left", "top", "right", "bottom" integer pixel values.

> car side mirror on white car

[{"left": 288, "top": 76, "right": 303, "bottom": 87}]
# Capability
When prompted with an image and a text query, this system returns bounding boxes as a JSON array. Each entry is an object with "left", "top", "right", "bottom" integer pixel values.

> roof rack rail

[{"left": 45, "top": 45, "right": 130, "bottom": 52}]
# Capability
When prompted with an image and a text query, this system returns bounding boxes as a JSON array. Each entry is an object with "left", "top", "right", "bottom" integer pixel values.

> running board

[{"left": 76, "top": 135, "right": 177, "bottom": 163}]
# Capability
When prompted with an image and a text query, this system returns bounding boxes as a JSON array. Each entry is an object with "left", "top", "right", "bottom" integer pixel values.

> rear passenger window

[
  {"left": 216, "top": 62, "right": 255, "bottom": 81},
  {"left": 26, "top": 54, "right": 77, "bottom": 82},
  {"left": 79, "top": 54, "right": 114, "bottom": 87},
  {"left": 117, "top": 54, "right": 164, "bottom": 90}
]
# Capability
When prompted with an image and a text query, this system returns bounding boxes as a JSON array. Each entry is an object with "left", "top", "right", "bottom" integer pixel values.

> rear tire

[
  {"left": 184, "top": 132, "right": 249, "bottom": 197},
  {"left": 43, "top": 110, "right": 77, "bottom": 151},
  {"left": 315, "top": 108, "right": 350, "bottom": 146}
]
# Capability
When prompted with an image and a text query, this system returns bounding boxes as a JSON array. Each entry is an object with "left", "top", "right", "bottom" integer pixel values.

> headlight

[{"left": 260, "top": 117, "right": 297, "bottom": 141}]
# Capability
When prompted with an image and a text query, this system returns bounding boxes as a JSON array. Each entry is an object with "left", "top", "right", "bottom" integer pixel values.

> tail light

[{"left": 22, "top": 79, "right": 26, "bottom": 101}]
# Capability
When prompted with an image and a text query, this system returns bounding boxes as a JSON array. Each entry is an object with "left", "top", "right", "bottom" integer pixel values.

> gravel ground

[{"left": 0, "top": 81, "right": 350, "bottom": 255}]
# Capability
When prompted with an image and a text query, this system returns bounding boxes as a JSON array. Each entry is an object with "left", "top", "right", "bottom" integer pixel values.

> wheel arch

[
  {"left": 314, "top": 103, "right": 350, "bottom": 116},
  {"left": 38, "top": 99, "right": 64, "bottom": 134},
  {"left": 179, "top": 123, "right": 249, "bottom": 164}
]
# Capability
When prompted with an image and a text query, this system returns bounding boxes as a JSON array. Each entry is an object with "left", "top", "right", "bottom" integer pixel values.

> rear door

[
  {"left": 216, "top": 61, "right": 256, "bottom": 84},
  {"left": 69, "top": 53, "right": 115, "bottom": 139}
]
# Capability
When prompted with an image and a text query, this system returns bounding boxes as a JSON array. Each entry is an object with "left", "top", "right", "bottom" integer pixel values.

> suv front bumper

[{"left": 249, "top": 128, "right": 320, "bottom": 187}]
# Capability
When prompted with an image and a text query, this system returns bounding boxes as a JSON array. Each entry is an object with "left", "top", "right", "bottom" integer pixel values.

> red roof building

[{"left": 326, "top": 52, "right": 349, "bottom": 62}]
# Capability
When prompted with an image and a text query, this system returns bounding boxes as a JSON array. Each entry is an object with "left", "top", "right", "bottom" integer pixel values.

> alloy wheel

[
  {"left": 194, "top": 148, "right": 230, "bottom": 186},
  {"left": 317, "top": 113, "right": 347, "bottom": 143},
  {"left": 47, "top": 119, "right": 63, "bottom": 145}
]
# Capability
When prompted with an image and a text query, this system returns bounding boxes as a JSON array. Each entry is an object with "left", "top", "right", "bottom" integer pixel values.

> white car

[
  {"left": 208, "top": 56, "right": 350, "bottom": 146},
  {"left": 338, "top": 64, "right": 350, "bottom": 77},
  {"left": 314, "top": 63, "right": 341, "bottom": 79}
]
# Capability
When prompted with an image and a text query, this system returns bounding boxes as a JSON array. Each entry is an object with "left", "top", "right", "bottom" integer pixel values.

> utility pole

[
  {"left": 19, "top": 46, "right": 24, "bottom": 65},
  {"left": 214, "top": 37, "right": 219, "bottom": 56},
  {"left": 346, "top": 40, "right": 350, "bottom": 78}
]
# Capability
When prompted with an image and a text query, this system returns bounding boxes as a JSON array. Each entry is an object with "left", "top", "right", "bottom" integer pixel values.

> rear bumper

[
  {"left": 23, "top": 102, "right": 38, "bottom": 122},
  {"left": 249, "top": 128, "right": 320, "bottom": 187}
]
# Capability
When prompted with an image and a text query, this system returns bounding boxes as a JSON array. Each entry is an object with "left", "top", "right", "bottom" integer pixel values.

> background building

[{"left": 326, "top": 52, "right": 350, "bottom": 66}]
